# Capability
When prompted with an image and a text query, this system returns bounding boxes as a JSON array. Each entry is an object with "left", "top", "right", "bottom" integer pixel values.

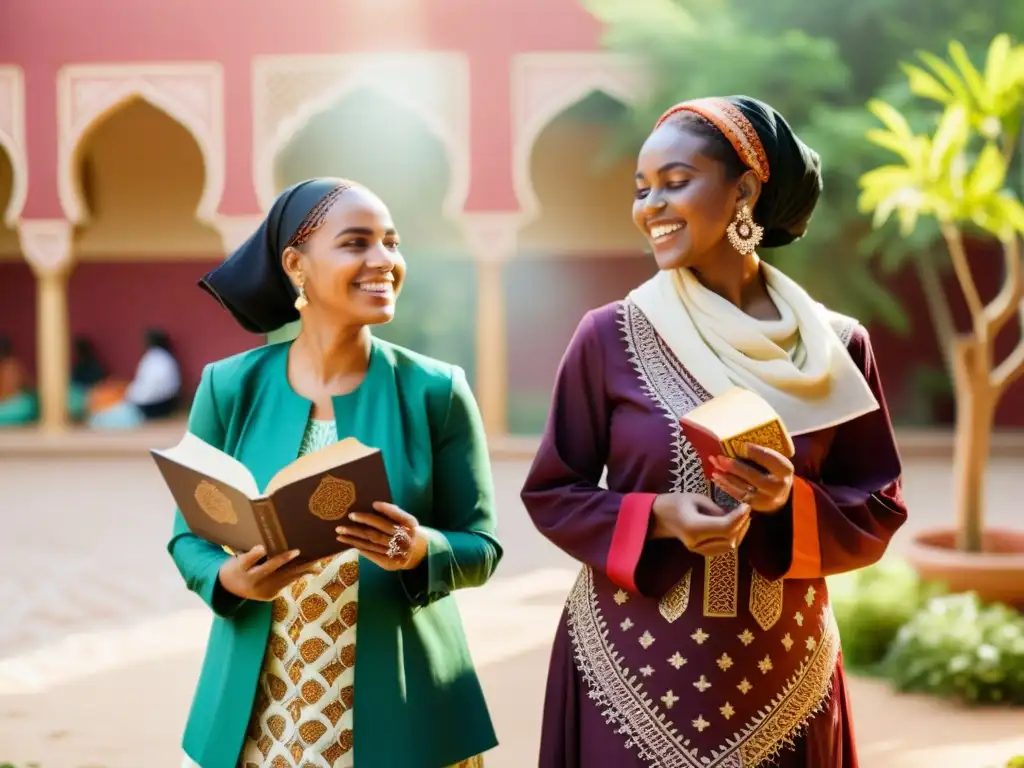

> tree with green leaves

[
  {"left": 582, "top": 0, "right": 1024, "bottom": 345},
  {"left": 858, "top": 34, "right": 1024, "bottom": 552}
]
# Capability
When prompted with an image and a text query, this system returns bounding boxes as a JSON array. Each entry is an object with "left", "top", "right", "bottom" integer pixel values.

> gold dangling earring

[
  {"left": 726, "top": 204, "right": 764, "bottom": 255},
  {"left": 294, "top": 279, "right": 308, "bottom": 311}
]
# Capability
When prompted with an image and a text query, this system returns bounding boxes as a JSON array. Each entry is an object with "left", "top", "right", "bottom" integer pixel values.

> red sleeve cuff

[
  {"left": 607, "top": 492, "right": 656, "bottom": 592},
  {"left": 783, "top": 477, "right": 822, "bottom": 579}
]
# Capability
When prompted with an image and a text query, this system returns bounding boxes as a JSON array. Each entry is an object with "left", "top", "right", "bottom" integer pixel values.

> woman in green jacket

[{"left": 171, "top": 178, "right": 502, "bottom": 768}]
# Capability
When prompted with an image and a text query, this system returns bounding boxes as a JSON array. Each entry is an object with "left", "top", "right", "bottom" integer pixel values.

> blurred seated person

[
  {"left": 0, "top": 335, "right": 38, "bottom": 426},
  {"left": 89, "top": 328, "right": 182, "bottom": 429},
  {"left": 68, "top": 335, "right": 112, "bottom": 422}
]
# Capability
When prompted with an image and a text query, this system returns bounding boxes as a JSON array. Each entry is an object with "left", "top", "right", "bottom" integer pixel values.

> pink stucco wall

[
  {"left": 0, "top": 261, "right": 36, "bottom": 378},
  {"left": 66, "top": 261, "right": 256, "bottom": 394},
  {"left": 0, "top": 260, "right": 255, "bottom": 395},
  {"left": 1, "top": 0, "right": 604, "bottom": 218}
]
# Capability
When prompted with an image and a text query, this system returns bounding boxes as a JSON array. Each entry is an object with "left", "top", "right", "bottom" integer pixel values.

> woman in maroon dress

[{"left": 521, "top": 96, "right": 908, "bottom": 767}]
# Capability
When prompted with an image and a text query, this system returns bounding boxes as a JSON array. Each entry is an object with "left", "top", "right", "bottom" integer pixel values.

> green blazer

[{"left": 168, "top": 338, "right": 503, "bottom": 768}]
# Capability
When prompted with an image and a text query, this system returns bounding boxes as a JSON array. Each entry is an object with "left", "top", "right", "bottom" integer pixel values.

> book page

[
  {"left": 266, "top": 437, "right": 380, "bottom": 496},
  {"left": 153, "top": 432, "right": 260, "bottom": 498}
]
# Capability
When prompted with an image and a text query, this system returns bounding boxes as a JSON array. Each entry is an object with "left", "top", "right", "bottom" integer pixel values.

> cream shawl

[{"left": 628, "top": 264, "right": 879, "bottom": 436}]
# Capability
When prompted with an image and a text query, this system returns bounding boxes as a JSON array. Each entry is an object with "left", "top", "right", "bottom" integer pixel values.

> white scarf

[{"left": 629, "top": 263, "right": 879, "bottom": 435}]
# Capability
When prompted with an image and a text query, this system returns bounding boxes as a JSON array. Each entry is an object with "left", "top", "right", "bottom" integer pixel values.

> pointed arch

[
  {"left": 511, "top": 52, "right": 651, "bottom": 223},
  {"left": 0, "top": 66, "right": 28, "bottom": 226},
  {"left": 57, "top": 63, "right": 225, "bottom": 225},
  {"left": 519, "top": 90, "right": 642, "bottom": 255},
  {"left": 252, "top": 53, "right": 469, "bottom": 218}
]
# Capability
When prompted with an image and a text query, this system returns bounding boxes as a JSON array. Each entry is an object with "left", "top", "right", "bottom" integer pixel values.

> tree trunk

[
  {"left": 914, "top": 256, "right": 956, "bottom": 375},
  {"left": 950, "top": 336, "right": 996, "bottom": 553}
]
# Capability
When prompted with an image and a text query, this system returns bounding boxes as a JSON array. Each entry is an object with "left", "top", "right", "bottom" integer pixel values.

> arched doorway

[
  {"left": 67, "top": 97, "right": 250, "bottom": 422},
  {"left": 270, "top": 88, "right": 476, "bottom": 381},
  {"left": 0, "top": 148, "right": 35, "bottom": 422},
  {"left": 508, "top": 91, "right": 649, "bottom": 434}
]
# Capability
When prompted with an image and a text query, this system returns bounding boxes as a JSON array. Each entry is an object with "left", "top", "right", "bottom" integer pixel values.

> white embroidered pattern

[
  {"left": 618, "top": 301, "right": 709, "bottom": 499},
  {"left": 566, "top": 567, "right": 840, "bottom": 768}
]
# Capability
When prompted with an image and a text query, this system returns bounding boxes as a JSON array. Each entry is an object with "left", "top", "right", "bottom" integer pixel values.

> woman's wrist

[
  {"left": 649, "top": 494, "right": 678, "bottom": 540},
  {"left": 401, "top": 528, "right": 430, "bottom": 570}
]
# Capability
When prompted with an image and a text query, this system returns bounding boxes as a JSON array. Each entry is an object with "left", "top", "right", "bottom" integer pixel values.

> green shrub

[
  {"left": 828, "top": 557, "right": 940, "bottom": 670},
  {"left": 883, "top": 592, "right": 1024, "bottom": 705}
]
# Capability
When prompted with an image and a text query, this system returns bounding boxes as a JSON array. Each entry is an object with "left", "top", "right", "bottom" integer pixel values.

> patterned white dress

[{"left": 183, "top": 419, "right": 483, "bottom": 768}]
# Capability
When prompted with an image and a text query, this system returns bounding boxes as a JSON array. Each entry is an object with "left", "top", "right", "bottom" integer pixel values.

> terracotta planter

[{"left": 904, "top": 527, "right": 1024, "bottom": 608}]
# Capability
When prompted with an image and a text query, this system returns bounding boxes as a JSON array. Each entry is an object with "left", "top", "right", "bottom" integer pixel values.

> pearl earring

[{"left": 294, "top": 280, "right": 308, "bottom": 311}]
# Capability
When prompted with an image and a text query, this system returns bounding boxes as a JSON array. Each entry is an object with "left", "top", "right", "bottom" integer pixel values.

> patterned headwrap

[
  {"left": 199, "top": 178, "right": 352, "bottom": 334},
  {"left": 655, "top": 96, "right": 822, "bottom": 248}
]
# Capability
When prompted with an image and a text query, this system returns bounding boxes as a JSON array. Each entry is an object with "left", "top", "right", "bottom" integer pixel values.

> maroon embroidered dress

[{"left": 521, "top": 301, "right": 907, "bottom": 768}]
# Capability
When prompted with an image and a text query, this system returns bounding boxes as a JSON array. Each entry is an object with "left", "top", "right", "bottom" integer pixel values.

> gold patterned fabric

[
  {"left": 239, "top": 549, "right": 360, "bottom": 767},
  {"left": 183, "top": 420, "right": 484, "bottom": 768}
]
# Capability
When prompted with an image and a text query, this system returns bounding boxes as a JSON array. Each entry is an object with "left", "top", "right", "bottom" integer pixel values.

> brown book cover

[
  {"left": 151, "top": 432, "right": 392, "bottom": 565},
  {"left": 679, "top": 386, "right": 796, "bottom": 484}
]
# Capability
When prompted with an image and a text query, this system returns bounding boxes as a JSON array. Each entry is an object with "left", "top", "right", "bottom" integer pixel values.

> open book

[
  {"left": 153, "top": 432, "right": 392, "bottom": 565},
  {"left": 680, "top": 386, "right": 796, "bottom": 485}
]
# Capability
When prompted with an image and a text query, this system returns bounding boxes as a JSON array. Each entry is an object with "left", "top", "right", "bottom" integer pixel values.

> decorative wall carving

[
  {"left": 0, "top": 67, "right": 28, "bottom": 226},
  {"left": 511, "top": 53, "right": 650, "bottom": 222},
  {"left": 18, "top": 219, "right": 74, "bottom": 276},
  {"left": 57, "top": 63, "right": 225, "bottom": 224},
  {"left": 251, "top": 53, "right": 470, "bottom": 217}
]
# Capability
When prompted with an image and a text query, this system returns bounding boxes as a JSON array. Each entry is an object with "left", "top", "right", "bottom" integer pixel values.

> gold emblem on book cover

[
  {"left": 309, "top": 475, "right": 357, "bottom": 521},
  {"left": 194, "top": 480, "right": 238, "bottom": 525},
  {"left": 726, "top": 420, "right": 786, "bottom": 456}
]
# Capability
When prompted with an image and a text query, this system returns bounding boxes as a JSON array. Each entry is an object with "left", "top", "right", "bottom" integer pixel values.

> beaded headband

[
  {"left": 286, "top": 182, "right": 354, "bottom": 248},
  {"left": 655, "top": 98, "right": 770, "bottom": 183}
]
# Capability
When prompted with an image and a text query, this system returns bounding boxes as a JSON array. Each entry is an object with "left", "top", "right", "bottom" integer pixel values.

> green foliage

[
  {"left": 897, "top": 363, "right": 955, "bottom": 426},
  {"left": 828, "top": 558, "right": 942, "bottom": 670},
  {"left": 859, "top": 36, "right": 1024, "bottom": 243},
  {"left": 579, "top": 0, "right": 1024, "bottom": 331},
  {"left": 883, "top": 592, "right": 1024, "bottom": 705}
]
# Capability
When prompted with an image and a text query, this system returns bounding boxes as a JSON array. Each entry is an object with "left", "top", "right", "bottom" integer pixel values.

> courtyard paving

[{"left": 0, "top": 453, "right": 1022, "bottom": 767}]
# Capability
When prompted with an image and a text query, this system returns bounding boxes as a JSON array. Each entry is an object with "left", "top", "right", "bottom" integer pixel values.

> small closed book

[
  {"left": 152, "top": 432, "right": 392, "bottom": 565},
  {"left": 679, "top": 386, "right": 795, "bottom": 483}
]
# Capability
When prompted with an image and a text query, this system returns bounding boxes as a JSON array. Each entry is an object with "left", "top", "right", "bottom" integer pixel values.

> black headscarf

[
  {"left": 659, "top": 96, "right": 822, "bottom": 248},
  {"left": 725, "top": 96, "right": 822, "bottom": 248},
  {"left": 199, "top": 178, "right": 350, "bottom": 334}
]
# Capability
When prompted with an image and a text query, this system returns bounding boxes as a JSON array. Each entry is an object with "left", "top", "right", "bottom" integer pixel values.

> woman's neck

[
  {"left": 292, "top": 321, "right": 372, "bottom": 388},
  {"left": 689, "top": 250, "right": 778, "bottom": 319}
]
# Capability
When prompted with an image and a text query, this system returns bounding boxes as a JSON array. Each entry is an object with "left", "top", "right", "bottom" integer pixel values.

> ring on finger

[{"left": 386, "top": 527, "right": 412, "bottom": 560}]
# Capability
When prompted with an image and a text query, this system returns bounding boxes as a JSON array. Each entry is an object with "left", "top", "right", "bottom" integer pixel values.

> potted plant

[{"left": 858, "top": 34, "right": 1024, "bottom": 605}]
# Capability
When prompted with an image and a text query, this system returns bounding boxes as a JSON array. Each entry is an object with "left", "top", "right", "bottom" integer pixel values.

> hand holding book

[
  {"left": 678, "top": 386, "right": 797, "bottom": 513},
  {"left": 218, "top": 545, "right": 323, "bottom": 603},
  {"left": 335, "top": 501, "right": 429, "bottom": 572},
  {"left": 651, "top": 493, "right": 752, "bottom": 556},
  {"left": 709, "top": 442, "right": 795, "bottom": 513},
  {"left": 152, "top": 431, "right": 394, "bottom": 567}
]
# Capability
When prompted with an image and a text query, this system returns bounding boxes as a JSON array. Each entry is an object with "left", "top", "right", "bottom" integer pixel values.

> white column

[
  {"left": 18, "top": 219, "right": 74, "bottom": 433},
  {"left": 461, "top": 213, "right": 520, "bottom": 438},
  {"left": 212, "top": 214, "right": 264, "bottom": 254}
]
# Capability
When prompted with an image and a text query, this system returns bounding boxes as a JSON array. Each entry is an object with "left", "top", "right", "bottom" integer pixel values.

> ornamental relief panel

[
  {"left": 510, "top": 52, "right": 650, "bottom": 220},
  {"left": 57, "top": 64, "right": 225, "bottom": 224},
  {"left": 251, "top": 54, "right": 470, "bottom": 216},
  {"left": 0, "top": 67, "right": 28, "bottom": 225}
]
